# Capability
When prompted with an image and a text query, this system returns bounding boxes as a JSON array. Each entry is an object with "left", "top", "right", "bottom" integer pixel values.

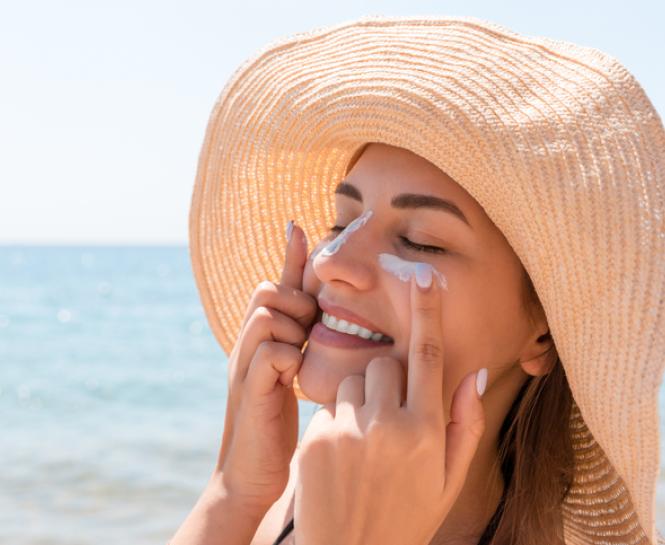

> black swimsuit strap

[
  {"left": 270, "top": 516, "right": 295, "bottom": 545},
  {"left": 477, "top": 488, "right": 506, "bottom": 545},
  {"left": 270, "top": 490, "right": 506, "bottom": 545}
]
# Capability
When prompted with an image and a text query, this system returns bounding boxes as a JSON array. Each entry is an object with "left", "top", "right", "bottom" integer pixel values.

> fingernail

[
  {"left": 414, "top": 262, "right": 433, "bottom": 289},
  {"left": 286, "top": 220, "right": 294, "bottom": 243},
  {"left": 476, "top": 368, "right": 488, "bottom": 398}
]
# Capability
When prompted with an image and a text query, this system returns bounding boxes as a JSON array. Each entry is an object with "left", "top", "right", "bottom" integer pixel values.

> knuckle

[
  {"left": 366, "top": 356, "right": 392, "bottom": 370},
  {"left": 299, "top": 435, "right": 330, "bottom": 469},
  {"left": 365, "top": 357, "right": 402, "bottom": 385},
  {"left": 286, "top": 291, "right": 317, "bottom": 324},
  {"left": 252, "top": 305, "right": 275, "bottom": 325},
  {"left": 414, "top": 304, "right": 438, "bottom": 319},
  {"left": 285, "top": 343, "right": 303, "bottom": 361},
  {"left": 303, "top": 295, "right": 319, "bottom": 319},
  {"left": 335, "top": 426, "right": 363, "bottom": 450},
  {"left": 250, "top": 280, "right": 277, "bottom": 306},
  {"left": 365, "top": 418, "right": 391, "bottom": 443},
  {"left": 257, "top": 340, "right": 299, "bottom": 361},
  {"left": 468, "top": 417, "right": 486, "bottom": 440},
  {"left": 253, "top": 340, "right": 273, "bottom": 359},
  {"left": 415, "top": 340, "right": 443, "bottom": 363},
  {"left": 364, "top": 358, "right": 382, "bottom": 376},
  {"left": 256, "top": 279, "right": 276, "bottom": 294},
  {"left": 339, "top": 373, "right": 365, "bottom": 389},
  {"left": 382, "top": 356, "right": 402, "bottom": 372},
  {"left": 337, "top": 375, "right": 364, "bottom": 399},
  {"left": 250, "top": 342, "right": 301, "bottom": 376},
  {"left": 292, "top": 328, "right": 307, "bottom": 346}
]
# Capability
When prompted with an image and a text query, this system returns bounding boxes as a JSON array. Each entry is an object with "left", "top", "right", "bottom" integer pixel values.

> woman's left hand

[{"left": 294, "top": 265, "right": 487, "bottom": 545}]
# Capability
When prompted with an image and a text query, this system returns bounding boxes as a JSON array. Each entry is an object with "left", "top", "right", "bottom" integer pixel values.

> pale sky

[{"left": 1, "top": 0, "right": 663, "bottom": 244}]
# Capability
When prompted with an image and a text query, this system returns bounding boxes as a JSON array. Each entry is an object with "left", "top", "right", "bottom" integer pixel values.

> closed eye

[{"left": 328, "top": 225, "right": 446, "bottom": 255}]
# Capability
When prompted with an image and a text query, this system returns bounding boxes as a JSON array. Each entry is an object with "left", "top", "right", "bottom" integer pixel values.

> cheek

[
  {"left": 437, "top": 280, "right": 521, "bottom": 376},
  {"left": 441, "top": 281, "right": 497, "bottom": 364}
]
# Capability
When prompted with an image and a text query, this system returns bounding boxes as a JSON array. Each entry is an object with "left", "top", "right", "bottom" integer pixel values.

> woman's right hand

[{"left": 209, "top": 221, "right": 318, "bottom": 516}]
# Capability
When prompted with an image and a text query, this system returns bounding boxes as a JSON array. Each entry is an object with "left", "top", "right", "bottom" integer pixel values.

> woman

[
  {"left": 171, "top": 15, "right": 665, "bottom": 545},
  {"left": 261, "top": 141, "right": 566, "bottom": 545}
]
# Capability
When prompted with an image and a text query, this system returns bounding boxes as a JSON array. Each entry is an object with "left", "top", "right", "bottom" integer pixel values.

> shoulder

[{"left": 248, "top": 444, "right": 299, "bottom": 545}]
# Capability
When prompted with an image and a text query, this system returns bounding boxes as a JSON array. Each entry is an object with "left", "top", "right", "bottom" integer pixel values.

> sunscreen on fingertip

[{"left": 378, "top": 253, "right": 448, "bottom": 290}]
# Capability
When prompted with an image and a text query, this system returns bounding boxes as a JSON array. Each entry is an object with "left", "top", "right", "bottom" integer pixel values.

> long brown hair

[{"left": 482, "top": 270, "right": 575, "bottom": 545}]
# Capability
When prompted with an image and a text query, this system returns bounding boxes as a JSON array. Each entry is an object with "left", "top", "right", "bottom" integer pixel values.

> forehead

[{"left": 343, "top": 143, "right": 479, "bottom": 213}]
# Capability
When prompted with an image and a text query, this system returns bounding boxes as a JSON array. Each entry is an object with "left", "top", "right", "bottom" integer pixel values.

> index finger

[
  {"left": 406, "top": 262, "right": 446, "bottom": 420},
  {"left": 280, "top": 220, "right": 308, "bottom": 290}
]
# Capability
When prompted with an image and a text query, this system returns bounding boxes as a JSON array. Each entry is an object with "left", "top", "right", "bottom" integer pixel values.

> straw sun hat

[{"left": 188, "top": 14, "right": 665, "bottom": 545}]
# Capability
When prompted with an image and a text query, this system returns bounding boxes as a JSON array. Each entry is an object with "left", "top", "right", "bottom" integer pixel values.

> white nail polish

[
  {"left": 286, "top": 220, "right": 294, "bottom": 242},
  {"left": 476, "top": 368, "right": 488, "bottom": 398},
  {"left": 414, "top": 262, "right": 433, "bottom": 289}
]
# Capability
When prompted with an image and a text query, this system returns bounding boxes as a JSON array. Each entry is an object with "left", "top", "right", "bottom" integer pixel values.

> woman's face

[{"left": 299, "top": 142, "right": 539, "bottom": 409}]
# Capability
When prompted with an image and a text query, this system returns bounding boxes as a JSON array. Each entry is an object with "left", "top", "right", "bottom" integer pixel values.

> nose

[{"left": 311, "top": 209, "right": 377, "bottom": 289}]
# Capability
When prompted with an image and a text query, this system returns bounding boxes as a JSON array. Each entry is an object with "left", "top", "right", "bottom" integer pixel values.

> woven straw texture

[{"left": 188, "top": 15, "right": 665, "bottom": 545}]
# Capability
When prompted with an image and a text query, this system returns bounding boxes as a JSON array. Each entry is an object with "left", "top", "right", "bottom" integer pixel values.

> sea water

[{"left": 0, "top": 246, "right": 662, "bottom": 543}]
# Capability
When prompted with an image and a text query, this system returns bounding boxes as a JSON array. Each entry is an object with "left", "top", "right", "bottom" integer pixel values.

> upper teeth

[{"left": 321, "top": 311, "right": 392, "bottom": 342}]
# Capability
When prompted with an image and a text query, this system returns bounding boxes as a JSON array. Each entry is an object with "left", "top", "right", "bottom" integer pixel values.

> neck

[
  {"left": 428, "top": 434, "right": 504, "bottom": 545},
  {"left": 428, "top": 368, "right": 526, "bottom": 545}
]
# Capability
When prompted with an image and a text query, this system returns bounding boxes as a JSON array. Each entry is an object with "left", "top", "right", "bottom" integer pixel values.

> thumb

[
  {"left": 443, "top": 368, "right": 487, "bottom": 498},
  {"left": 280, "top": 220, "right": 308, "bottom": 290}
]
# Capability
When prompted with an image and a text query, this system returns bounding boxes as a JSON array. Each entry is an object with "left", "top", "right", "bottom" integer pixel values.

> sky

[{"left": 1, "top": 0, "right": 663, "bottom": 245}]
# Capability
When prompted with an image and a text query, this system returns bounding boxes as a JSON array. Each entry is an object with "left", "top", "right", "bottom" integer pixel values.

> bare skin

[{"left": 251, "top": 142, "right": 555, "bottom": 545}]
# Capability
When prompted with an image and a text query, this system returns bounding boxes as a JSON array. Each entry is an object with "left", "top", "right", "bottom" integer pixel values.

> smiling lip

[
  {"left": 310, "top": 322, "right": 393, "bottom": 349},
  {"left": 316, "top": 298, "right": 391, "bottom": 339}
]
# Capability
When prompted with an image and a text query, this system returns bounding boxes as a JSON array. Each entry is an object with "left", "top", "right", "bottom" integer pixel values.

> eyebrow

[{"left": 334, "top": 181, "right": 472, "bottom": 229}]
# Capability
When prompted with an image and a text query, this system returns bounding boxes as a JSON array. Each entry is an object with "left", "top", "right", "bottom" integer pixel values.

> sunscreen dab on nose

[
  {"left": 320, "top": 209, "right": 374, "bottom": 257},
  {"left": 378, "top": 253, "right": 448, "bottom": 290}
]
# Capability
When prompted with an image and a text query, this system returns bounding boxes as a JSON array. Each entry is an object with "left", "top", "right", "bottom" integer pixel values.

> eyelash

[{"left": 328, "top": 225, "right": 447, "bottom": 255}]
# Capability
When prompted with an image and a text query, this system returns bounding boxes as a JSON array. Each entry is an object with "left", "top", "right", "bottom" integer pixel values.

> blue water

[{"left": 0, "top": 246, "right": 662, "bottom": 544}]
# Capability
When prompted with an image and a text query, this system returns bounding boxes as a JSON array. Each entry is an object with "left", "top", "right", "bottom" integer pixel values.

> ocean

[{"left": 1, "top": 246, "right": 662, "bottom": 543}]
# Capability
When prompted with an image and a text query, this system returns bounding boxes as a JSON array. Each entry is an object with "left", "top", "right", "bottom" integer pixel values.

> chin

[
  {"left": 295, "top": 347, "right": 345, "bottom": 404},
  {"left": 296, "top": 341, "right": 377, "bottom": 404}
]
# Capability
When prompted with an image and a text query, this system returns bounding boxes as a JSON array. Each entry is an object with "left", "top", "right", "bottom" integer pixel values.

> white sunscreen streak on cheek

[
  {"left": 320, "top": 209, "right": 374, "bottom": 257},
  {"left": 378, "top": 253, "right": 448, "bottom": 290}
]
